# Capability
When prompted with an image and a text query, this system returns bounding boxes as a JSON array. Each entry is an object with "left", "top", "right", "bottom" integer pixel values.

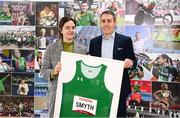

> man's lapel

[
  {"left": 97, "top": 36, "right": 102, "bottom": 57},
  {"left": 113, "top": 32, "right": 119, "bottom": 59}
]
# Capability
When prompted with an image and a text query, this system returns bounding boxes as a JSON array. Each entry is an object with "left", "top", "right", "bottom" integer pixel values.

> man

[
  {"left": 74, "top": 0, "right": 96, "bottom": 26},
  {"left": 133, "top": 32, "right": 150, "bottom": 53},
  {"left": 89, "top": 10, "right": 136, "bottom": 117}
]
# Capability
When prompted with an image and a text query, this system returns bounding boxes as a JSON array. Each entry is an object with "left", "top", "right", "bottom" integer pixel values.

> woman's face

[
  {"left": 41, "top": 29, "right": 46, "bottom": 36},
  {"left": 21, "top": 80, "right": 25, "bottom": 84},
  {"left": 38, "top": 52, "right": 42, "bottom": 57},
  {"left": 164, "top": 84, "right": 168, "bottom": 90},
  {"left": 14, "top": 50, "right": 21, "bottom": 58},
  {"left": 61, "top": 20, "right": 76, "bottom": 40},
  {"left": 158, "top": 56, "right": 165, "bottom": 64},
  {"left": 50, "top": 29, "right": 54, "bottom": 35}
]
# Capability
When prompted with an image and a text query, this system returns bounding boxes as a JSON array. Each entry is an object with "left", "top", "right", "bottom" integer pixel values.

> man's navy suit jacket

[{"left": 89, "top": 32, "right": 136, "bottom": 116}]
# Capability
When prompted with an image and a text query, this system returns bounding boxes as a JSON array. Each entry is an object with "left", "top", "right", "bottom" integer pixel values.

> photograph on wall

[
  {"left": 34, "top": 83, "right": 48, "bottom": 97},
  {"left": 11, "top": 73, "right": 34, "bottom": 96},
  {"left": 34, "top": 73, "right": 47, "bottom": 83},
  {"left": 127, "top": 100, "right": 179, "bottom": 117},
  {"left": 59, "top": 0, "right": 74, "bottom": 19},
  {"left": 73, "top": 0, "right": 99, "bottom": 26},
  {"left": 0, "top": 1, "right": 12, "bottom": 25},
  {"left": 35, "top": 49, "right": 45, "bottom": 72},
  {"left": 11, "top": 2, "right": 35, "bottom": 26},
  {"left": 127, "top": 80, "right": 152, "bottom": 117},
  {"left": 127, "top": 80, "right": 152, "bottom": 106},
  {"left": 76, "top": 26, "right": 100, "bottom": 47},
  {"left": 11, "top": 49, "right": 35, "bottom": 73},
  {"left": 0, "top": 96, "right": 34, "bottom": 117},
  {"left": 0, "top": 26, "right": 35, "bottom": 49},
  {"left": 98, "top": 0, "right": 125, "bottom": 26},
  {"left": 76, "top": 26, "right": 125, "bottom": 48},
  {"left": 34, "top": 96, "right": 48, "bottom": 117},
  {"left": 0, "top": 49, "right": 12, "bottom": 73},
  {"left": 127, "top": 101, "right": 158, "bottom": 117},
  {"left": 125, "top": 0, "right": 180, "bottom": 25},
  {"left": 54, "top": 52, "right": 124, "bottom": 117},
  {"left": 36, "top": 27, "right": 59, "bottom": 49},
  {"left": 0, "top": 73, "right": 11, "bottom": 95},
  {"left": 152, "top": 82, "right": 180, "bottom": 110},
  {"left": 131, "top": 53, "right": 180, "bottom": 82},
  {"left": 152, "top": 25, "right": 180, "bottom": 53},
  {"left": 124, "top": 25, "right": 153, "bottom": 53},
  {"left": 36, "top": 2, "right": 58, "bottom": 26},
  {"left": 36, "top": 27, "right": 58, "bottom": 49}
]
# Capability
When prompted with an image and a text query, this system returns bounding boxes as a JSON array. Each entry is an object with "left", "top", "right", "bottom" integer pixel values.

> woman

[
  {"left": 12, "top": 50, "right": 29, "bottom": 72},
  {"left": 157, "top": 54, "right": 177, "bottom": 82},
  {"left": 41, "top": 17, "right": 87, "bottom": 117},
  {"left": 38, "top": 28, "right": 47, "bottom": 49},
  {"left": 153, "top": 83, "right": 173, "bottom": 109},
  {"left": 17, "top": 79, "right": 29, "bottom": 95}
]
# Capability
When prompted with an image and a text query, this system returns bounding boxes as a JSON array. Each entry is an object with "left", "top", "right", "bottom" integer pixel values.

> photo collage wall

[{"left": 0, "top": 0, "right": 179, "bottom": 117}]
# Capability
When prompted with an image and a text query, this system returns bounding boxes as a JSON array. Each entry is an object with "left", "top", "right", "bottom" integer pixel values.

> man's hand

[{"left": 124, "top": 58, "right": 133, "bottom": 69}]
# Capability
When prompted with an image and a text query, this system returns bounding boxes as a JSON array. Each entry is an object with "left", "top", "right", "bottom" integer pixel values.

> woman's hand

[{"left": 53, "top": 62, "right": 61, "bottom": 76}]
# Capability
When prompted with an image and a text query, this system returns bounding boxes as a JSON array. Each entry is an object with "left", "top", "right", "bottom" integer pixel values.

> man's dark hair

[
  {"left": 100, "top": 10, "right": 116, "bottom": 21},
  {"left": 81, "top": 0, "right": 88, "bottom": 4}
]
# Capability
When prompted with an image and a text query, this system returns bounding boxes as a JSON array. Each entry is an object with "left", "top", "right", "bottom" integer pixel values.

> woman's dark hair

[
  {"left": 161, "top": 83, "right": 168, "bottom": 89},
  {"left": 160, "top": 54, "right": 173, "bottom": 66},
  {"left": 59, "top": 17, "right": 76, "bottom": 38}
]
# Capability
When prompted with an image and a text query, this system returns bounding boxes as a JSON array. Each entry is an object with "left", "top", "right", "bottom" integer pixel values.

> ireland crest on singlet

[{"left": 60, "top": 60, "right": 113, "bottom": 117}]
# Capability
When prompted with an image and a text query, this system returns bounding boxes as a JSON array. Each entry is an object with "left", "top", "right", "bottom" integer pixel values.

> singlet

[
  {"left": 158, "top": 65, "right": 171, "bottom": 82},
  {"left": 134, "top": 84, "right": 141, "bottom": 92},
  {"left": 161, "top": 91, "right": 170, "bottom": 98},
  {"left": 0, "top": 76, "right": 8, "bottom": 92},
  {"left": 60, "top": 60, "right": 113, "bottom": 117},
  {"left": 12, "top": 57, "right": 26, "bottom": 71},
  {"left": 39, "top": 37, "right": 47, "bottom": 49}
]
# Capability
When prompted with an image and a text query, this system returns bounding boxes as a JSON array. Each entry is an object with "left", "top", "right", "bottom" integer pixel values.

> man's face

[
  {"left": 80, "top": 3, "right": 88, "bottom": 12},
  {"left": 100, "top": 14, "right": 116, "bottom": 36},
  {"left": 135, "top": 32, "right": 141, "bottom": 40}
]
